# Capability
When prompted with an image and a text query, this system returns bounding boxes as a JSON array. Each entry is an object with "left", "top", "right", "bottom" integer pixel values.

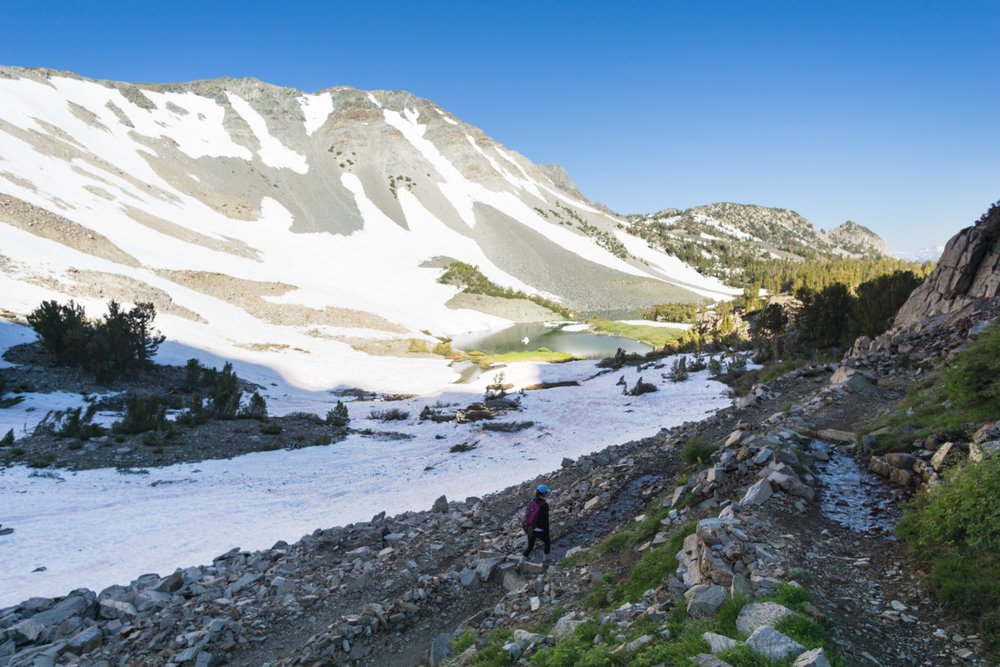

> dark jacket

[{"left": 533, "top": 497, "right": 550, "bottom": 535}]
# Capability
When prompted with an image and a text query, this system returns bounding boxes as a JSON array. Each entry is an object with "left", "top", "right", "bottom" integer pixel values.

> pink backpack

[{"left": 522, "top": 499, "right": 540, "bottom": 532}]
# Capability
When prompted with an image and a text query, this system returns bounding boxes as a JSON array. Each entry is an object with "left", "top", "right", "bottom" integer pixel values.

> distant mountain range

[{"left": 621, "top": 203, "right": 888, "bottom": 284}]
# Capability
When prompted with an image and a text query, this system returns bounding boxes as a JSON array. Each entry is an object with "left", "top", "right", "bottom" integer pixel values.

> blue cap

[{"left": 537, "top": 484, "right": 550, "bottom": 494}]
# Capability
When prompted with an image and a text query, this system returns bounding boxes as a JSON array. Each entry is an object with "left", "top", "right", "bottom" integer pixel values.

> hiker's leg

[
  {"left": 524, "top": 532, "right": 536, "bottom": 557},
  {"left": 542, "top": 531, "right": 551, "bottom": 555}
]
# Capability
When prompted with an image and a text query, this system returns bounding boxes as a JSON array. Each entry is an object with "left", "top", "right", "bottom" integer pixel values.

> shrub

[
  {"left": 627, "top": 377, "right": 658, "bottom": 395},
  {"left": 450, "top": 442, "right": 477, "bottom": 453},
  {"left": 1, "top": 429, "right": 13, "bottom": 446},
  {"left": 431, "top": 340, "right": 453, "bottom": 356},
  {"left": 407, "top": 338, "right": 430, "bottom": 353},
  {"left": 55, "top": 405, "right": 105, "bottom": 440},
  {"left": 175, "top": 395, "right": 210, "bottom": 426},
  {"left": 260, "top": 421, "right": 283, "bottom": 435},
  {"left": 642, "top": 302, "right": 700, "bottom": 324},
  {"left": 668, "top": 357, "right": 688, "bottom": 382},
  {"left": 370, "top": 407, "right": 409, "bottom": 421},
  {"left": 484, "top": 371, "right": 508, "bottom": 400},
  {"left": 239, "top": 391, "right": 268, "bottom": 420},
  {"left": 942, "top": 323, "right": 1000, "bottom": 419},
  {"left": 482, "top": 420, "right": 534, "bottom": 432},
  {"left": 26, "top": 299, "right": 90, "bottom": 365},
  {"left": 115, "top": 395, "right": 169, "bottom": 434},
  {"left": 681, "top": 437, "right": 715, "bottom": 466},
  {"left": 326, "top": 401, "right": 350, "bottom": 428},
  {"left": 182, "top": 358, "right": 203, "bottom": 392},
  {"left": 207, "top": 363, "right": 241, "bottom": 419},
  {"left": 26, "top": 299, "right": 165, "bottom": 381},
  {"left": 898, "top": 458, "right": 1000, "bottom": 651}
]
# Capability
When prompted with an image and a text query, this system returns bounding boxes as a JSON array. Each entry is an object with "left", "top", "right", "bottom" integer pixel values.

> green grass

[
  {"left": 681, "top": 437, "right": 716, "bottom": 466},
  {"left": 612, "top": 522, "right": 697, "bottom": 604},
  {"left": 465, "top": 349, "right": 576, "bottom": 369},
  {"left": 590, "top": 319, "right": 687, "bottom": 349},
  {"left": 450, "top": 628, "right": 478, "bottom": 655}
]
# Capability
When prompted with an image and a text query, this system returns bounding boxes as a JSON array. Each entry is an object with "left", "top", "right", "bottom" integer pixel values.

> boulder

[
  {"left": 702, "top": 631, "right": 739, "bottom": 654},
  {"left": 829, "top": 367, "right": 876, "bottom": 393},
  {"left": 740, "top": 479, "right": 772, "bottom": 506},
  {"left": 459, "top": 568, "right": 478, "bottom": 588},
  {"left": 429, "top": 633, "right": 451, "bottom": 666},
  {"left": 817, "top": 429, "right": 855, "bottom": 445},
  {"left": 432, "top": 495, "right": 449, "bottom": 513},
  {"left": 553, "top": 614, "right": 583, "bottom": 639},
  {"left": 31, "top": 594, "right": 92, "bottom": 628},
  {"left": 64, "top": 626, "right": 102, "bottom": 655},
  {"left": 931, "top": 442, "right": 967, "bottom": 469},
  {"left": 793, "top": 647, "right": 832, "bottom": 667},
  {"left": 6, "top": 618, "right": 42, "bottom": 645},
  {"left": 736, "top": 602, "right": 797, "bottom": 635},
  {"left": 745, "top": 627, "right": 806, "bottom": 660},
  {"left": 970, "top": 440, "right": 1000, "bottom": 462},
  {"left": 502, "top": 571, "right": 527, "bottom": 593},
  {"left": 685, "top": 584, "right": 728, "bottom": 618},
  {"left": 691, "top": 655, "right": 734, "bottom": 667}
]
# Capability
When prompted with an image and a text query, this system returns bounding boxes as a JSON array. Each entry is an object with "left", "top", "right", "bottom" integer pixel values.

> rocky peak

[
  {"left": 824, "top": 220, "right": 887, "bottom": 257},
  {"left": 893, "top": 202, "right": 1000, "bottom": 327},
  {"left": 537, "top": 163, "right": 586, "bottom": 201}
]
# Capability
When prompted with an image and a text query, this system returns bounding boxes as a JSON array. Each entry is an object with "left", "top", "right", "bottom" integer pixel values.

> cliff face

[{"left": 893, "top": 203, "right": 1000, "bottom": 327}]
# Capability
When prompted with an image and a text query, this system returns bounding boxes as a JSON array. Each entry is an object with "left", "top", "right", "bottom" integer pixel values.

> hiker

[{"left": 522, "top": 484, "right": 551, "bottom": 561}]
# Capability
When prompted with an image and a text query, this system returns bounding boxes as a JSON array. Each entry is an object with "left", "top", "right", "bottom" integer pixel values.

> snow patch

[
  {"left": 225, "top": 92, "right": 308, "bottom": 174},
  {"left": 298, "top": 92, "right": 333, "bottom": 136}
]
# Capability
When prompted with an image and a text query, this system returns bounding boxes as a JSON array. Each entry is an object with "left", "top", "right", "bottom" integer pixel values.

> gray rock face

[
  {"left": 685, "top": 584, "right": 728, "bottom": 618},
  {"left": 894, "top": 203, "right": 1000, "bottom": 327}
]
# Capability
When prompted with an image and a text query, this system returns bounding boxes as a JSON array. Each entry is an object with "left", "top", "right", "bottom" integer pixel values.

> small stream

[{"left": 811, "top": 440, "right": 900, "bottom": 537}]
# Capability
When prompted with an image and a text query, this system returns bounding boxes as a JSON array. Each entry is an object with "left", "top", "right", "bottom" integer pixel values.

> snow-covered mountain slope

[{"left": 0, "top": 67, "right": 738, "bottom": 391}]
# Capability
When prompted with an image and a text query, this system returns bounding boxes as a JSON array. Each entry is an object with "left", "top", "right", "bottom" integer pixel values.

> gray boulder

[
  {"left": 736, "top": 602, "right": 797, "bottom": 635},
  {"left": 794, "top": 648, "right": 833, "bottom": 667},
  {"left": 702, "top": 631, "right": 739, "bottom": 654},
  {"left": 740, "top": 479, "right": 772, "bottom": 506},
  {"left": 745, "top": 627, "right": 806, "bottom": 660},
  {"left": 685, "top": 584, "right": 728, "bottom": 618},
  {"left": 432, "top": 495, "right": 449, "bottom": 512}
]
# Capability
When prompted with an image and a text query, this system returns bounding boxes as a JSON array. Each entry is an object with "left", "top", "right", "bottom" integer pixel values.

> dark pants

[{"left": 524, "top": 529, "right": 550, "bottom": 557}]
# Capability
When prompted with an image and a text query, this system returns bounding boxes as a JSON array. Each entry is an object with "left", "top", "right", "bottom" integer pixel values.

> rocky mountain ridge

[{"left": 624, "top": 203, "right": 889, "bottom": 285}]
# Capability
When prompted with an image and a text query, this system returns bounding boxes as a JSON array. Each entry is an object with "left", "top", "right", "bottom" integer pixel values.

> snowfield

[{"left": 0, "top": 348, "right": 731, "bottom": 607}]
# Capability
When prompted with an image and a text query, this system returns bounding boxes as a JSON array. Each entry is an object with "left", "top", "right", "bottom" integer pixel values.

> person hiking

[{"left": 522, "top": 484, "right": 551, "bottom": 561}]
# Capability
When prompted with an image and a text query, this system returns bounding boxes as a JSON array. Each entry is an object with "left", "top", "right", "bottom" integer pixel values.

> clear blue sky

[{"left": 3, "top": 1, "right": 998, "bottom": 254}]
